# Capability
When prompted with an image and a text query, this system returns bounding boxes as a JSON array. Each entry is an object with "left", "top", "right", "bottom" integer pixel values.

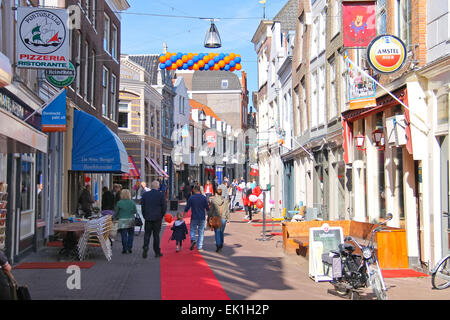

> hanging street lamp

[{"left": 204, "top": 20, "right": 222, "bottom": 49}]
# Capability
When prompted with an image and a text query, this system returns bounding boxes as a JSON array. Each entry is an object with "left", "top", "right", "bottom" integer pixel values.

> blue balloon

[
  {"left": 224, "top": 65, "right": 230, "bottom": 71},
  {"left": 183, "top": 63, "right": 188, "bottom": 70},
  {"left": 199, "top": 66, "right": 204, "bottom": 71},
  {"left": 165, "top": 60, "right": 172, "bottom": 67},
  {"left": 187, "top": 60, "right": 194, "bottom": 67},
  {"left": 170, "top": 55, "right": 177, "bottom": 63},
  {"left": 214, "top": 56, "right": 220, "bottom": 63},
  {"left": 219, "top": 53, "right": 225, "bottom": 60},
  {"left": 177, "top": 52, "right": 182, "bottom": 59},
  {"left": 193, "top": 55, "right": 199, "bottom": 63},
  {"left": 230, "top": 60, "right": 236, "bottom": 67},
  {"left": 159, "top": 63, "right": 166, "bottom": 69},
  {"left": 235, "top": 56, "right": 241, "bottom": 63}
]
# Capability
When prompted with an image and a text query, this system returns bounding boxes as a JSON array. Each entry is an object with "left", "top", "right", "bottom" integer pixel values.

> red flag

[{"left": 343, "top": 1, "right": 376, "bottom": 47}]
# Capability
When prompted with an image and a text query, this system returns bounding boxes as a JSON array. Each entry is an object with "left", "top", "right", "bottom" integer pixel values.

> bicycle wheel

[
  {"left": 369, "top": 267, "right": 387, "bottom": 300},
  {"left": 432, "top": 255, "right": 450, "bottom": 290}
]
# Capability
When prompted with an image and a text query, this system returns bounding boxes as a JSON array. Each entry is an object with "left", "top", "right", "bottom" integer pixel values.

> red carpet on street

[
  {"left": 14, "top": 262, "right": 95, "bottom": 269},
  {"left": 381, "top": 269, "right": 429, "bottom": 278},
  {"left": 160, "top": 211, "right": 230, "bottom": 300}
]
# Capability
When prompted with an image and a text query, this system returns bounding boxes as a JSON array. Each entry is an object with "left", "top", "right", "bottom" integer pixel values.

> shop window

[
  {"left": 437, "top": 94, "right": 449, "bottom": 126},
  {"left": 20, "top": 160, "right": 33, "bottom": 212}
]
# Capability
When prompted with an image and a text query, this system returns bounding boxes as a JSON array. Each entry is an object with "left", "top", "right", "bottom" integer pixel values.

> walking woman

[
  {"left": 208, "top": 188, "right": 230, "bottom": 253},
  {"left": 113, "top": 189, "right": 137, "bottom": 254}
]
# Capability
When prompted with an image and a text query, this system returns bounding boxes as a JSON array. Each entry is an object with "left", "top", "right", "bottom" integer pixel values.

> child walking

[{"left": 170, "top": 212, "right": 188, "bottom": 252}]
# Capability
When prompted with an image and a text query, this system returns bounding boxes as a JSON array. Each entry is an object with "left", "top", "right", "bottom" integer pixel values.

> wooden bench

[{"left": 282, "top": 220, "right": 400, "bottom": 258}]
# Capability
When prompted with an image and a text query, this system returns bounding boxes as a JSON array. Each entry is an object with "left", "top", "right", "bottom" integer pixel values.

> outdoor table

[{"left": 53, "top": 222, "right": 86, "bottom": 260}]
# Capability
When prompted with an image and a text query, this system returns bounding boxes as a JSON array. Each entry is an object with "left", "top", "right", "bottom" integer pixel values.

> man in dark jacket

[
  {"left": 78, "top": 185, "right": 94, "bottom": 218},
  {"left": 141, "top": 180, "right": 167, "bottom": 258},
  {"left": 101, "top": 186, "right": 115, "bottom": 212},
  {"left": 184, "top": 185, "right": 209, "bottom": 251}
]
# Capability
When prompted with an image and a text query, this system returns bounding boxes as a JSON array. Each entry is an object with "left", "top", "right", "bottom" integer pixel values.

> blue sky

[{"left": 120, "top": 0, "right": 289, "bottom": 109}]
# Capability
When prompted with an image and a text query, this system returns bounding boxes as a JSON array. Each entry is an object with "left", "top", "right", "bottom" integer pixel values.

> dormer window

[{"left": 221, "top": 80, "right": 228, "bottom": 89}]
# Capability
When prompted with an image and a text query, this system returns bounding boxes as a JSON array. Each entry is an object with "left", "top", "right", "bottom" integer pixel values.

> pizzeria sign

[{"left": 367, "top": 35, "right": 407, "bottom": 74}]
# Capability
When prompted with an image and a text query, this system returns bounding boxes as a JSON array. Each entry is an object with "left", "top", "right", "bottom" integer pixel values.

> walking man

[
  {"left": 141, "top": 180, "right": 167, "bottom": 258},
  {"left": 184, "top": 185, "right": 209, "bottom": 251}
]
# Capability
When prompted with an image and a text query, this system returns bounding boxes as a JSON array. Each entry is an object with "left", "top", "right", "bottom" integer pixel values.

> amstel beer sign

[{"left": 367, "top": 35, "right": 407, "bottom": 74}]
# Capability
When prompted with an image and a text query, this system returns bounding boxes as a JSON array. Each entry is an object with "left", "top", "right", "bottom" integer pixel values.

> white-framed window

[
  {"left": 311, "top": 71, "right": 318, "bottom": 128},
  {"left": 396, "top": 0, "right": 412, "bottom": 47},
  {"left": 90, "top": 49, "right": 95, "bottom": 106},
  {"left": 20, "top": 154, "right": 35, "bottom": 240},
  {"left": 340, "top": 54, "right": 349, "bottom": 107},
  {"left": 319, "top": 9, "right": 326, "bottom": 53},
  {"left": 377, "top": 0, "right": 387, "bottom": 35},
  {"left": 301, "top": 79, "right": 307, "bottom": 133},
  {"left": 311, "top": 17, "right": 319, "bottom": 58},
  {"left": 318, "top": 65, "right": 325, "bottom": 125},
  {"left": 84, "top": 42, "right": 89, "bottom": 100},
  {"left": 298, "top": 18, "right": 304, "bottom": 63},
  {"left": 102, "top": 67, "right": 109, "bottom": 117},
  {"left": 111, "top": 24, "right": 118, "bottom": 59},
  {"left": 221, "top": 80, "right": 228, "bottom": 89},
  {"left": 104, "top": 14, "right": 110, "bottom": 53},
  {"left": 92, "top": 0, "right": 96, "bottom": 29},
  {"left": 329, "top": 58, "right": 338, "bottom": 119},
  {"left": 111, "top": 74, "right": 117, "bottom": 121},
  {"left": 331, "top": 0, "right": 341, "bottom": 37},
  {"left": 118, "top": 102, "right": 131, "bottom": 129}
]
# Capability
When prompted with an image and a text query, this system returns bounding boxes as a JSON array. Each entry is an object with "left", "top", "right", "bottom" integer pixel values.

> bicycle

[{"left": 431, "top": 254, "right": 450, "bottom": 290}]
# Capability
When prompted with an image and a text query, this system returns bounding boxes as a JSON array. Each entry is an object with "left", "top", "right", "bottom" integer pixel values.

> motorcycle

[{"left": 323, "top": 213, "right": 393, "bottom": 300}]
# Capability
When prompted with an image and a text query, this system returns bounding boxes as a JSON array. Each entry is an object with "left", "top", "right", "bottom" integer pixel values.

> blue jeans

[
  {"left": 190, "top": 219, "right": 206, "bottom": 249},
  {"left": 214, "top": 218, "right": 227, "bottom": 247},
  {"left": 119, "top": 227, "right": 134, "bottom": 251}
]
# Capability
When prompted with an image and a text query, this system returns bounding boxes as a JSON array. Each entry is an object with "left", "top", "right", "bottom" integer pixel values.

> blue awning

[{"left": 72, "top": 109, "right": 129, "bottom": 173}]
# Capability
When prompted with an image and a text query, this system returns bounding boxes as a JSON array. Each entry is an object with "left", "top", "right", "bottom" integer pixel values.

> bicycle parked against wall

[{"left": 431, "top": 254, "right": 450, "bottom": 290}]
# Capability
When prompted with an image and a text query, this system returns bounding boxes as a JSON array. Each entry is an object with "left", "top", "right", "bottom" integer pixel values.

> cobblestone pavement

[{"left": 10, "top": 205, "right": 450, "bottom": 300}]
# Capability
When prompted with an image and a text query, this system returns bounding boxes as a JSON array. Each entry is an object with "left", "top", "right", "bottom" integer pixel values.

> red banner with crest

[{"left": 343, "top": 1, "right": 376, "bottom": 47}]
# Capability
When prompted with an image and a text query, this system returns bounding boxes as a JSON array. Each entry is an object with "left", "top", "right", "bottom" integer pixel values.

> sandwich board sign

[{"left": 308, "top": 223, "right": 344, "bottom": 282}]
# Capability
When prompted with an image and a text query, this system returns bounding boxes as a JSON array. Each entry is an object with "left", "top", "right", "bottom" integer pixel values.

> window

[
  {"left": 340, "top": 54, "right": 349, "bottom": 107},
  {"left": 318, "top": 66, "right": 325, "bottom": 125},
  {"left": 221, "top": 80, "right": 228, "bottom": 89},
  {"left": 104, "top": 14, "right": 110, "bottom": 52},
  {"left": 301, "top": 79, "right": 307, "bottom": 133},
  {"left": 144, "top": 102, "right": 149, "bottom": 135},
  {"left": 111, "top": 24, "right": 118, "bottom": 59},
  {"left": 329, "top": 58, "right": 338, "bottom": 119},
  {"left": 377, "top": 0, "right": 387, "bottom": 35},
  {"left": 311, "top": 71, "right": 318, "bottom": 128},
  {"left": 331, "top": 0, "right": 341, "bottom": 37},
  {"left": 437, "top": 94, "right": 449, "bottom": 126},
  {"left": 298, "top": 18, "right": 304, "bottom": 63},
  {"left": 92, "top": 0, "right": 96, "bottom": 29},
  {"left": 111, "top": 74, "right": 117, "bottom": 120},
  {"left": 397, "top": 0, "right": 412, "bottom": 47},
  {"left": 102, "top": 67, "right": 109, "bottom": 117},
  {"left": 319, "top": 9, "right": 326, "bottom": 53},
  {"left": 90, "top": 50, "right": 95, "bottom": 105},
  {"left": 118, "top": 102, "right": 130, "bottom": 129},
  {"left": 84, "top": 42, "right": 89, "bottom": 100},
  {"left": 311, "top": 18, "right": 319, "bottom": 58}
]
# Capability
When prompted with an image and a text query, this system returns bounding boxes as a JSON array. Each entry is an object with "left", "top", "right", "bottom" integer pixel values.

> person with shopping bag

[{"left": 208, "top": 188, "right": 230, "bottom": 253}]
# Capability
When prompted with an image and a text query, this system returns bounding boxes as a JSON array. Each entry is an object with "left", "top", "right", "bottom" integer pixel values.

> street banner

[
  {"left": 16, "top": 7, "right": 69, "bottom": 70},
  {"left": 342, "top": 1, "right": 376, "bottom": 48},
  {"left": 205, "top": 129, "right": 217, "bottom": 148},
  {"left": 41, "top": 89, "right": 66, "bottom": 132},
  {"left": 347, "top": 59, "right": 376, "bottom": 110}
]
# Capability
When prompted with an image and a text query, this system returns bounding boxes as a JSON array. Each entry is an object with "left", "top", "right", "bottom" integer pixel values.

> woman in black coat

[
  {"left": 170, "top": 213, "right": 188, "bottom": 252},
  {"left": 0, "top": 250, "right": 13, "bottom": 300}
]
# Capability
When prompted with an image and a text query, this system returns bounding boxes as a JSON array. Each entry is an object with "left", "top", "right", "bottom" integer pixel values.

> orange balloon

[
  {"left": 188, "top": 53, "right": 194, "bottom": 60},
  {"left": 224, "top": 56, "right": 230, "bottom": 64},
  {"left": 176, "top": 59, "right": 183, "bottom": 67},
  {"left": 182, "top": 55, "right": 188, "bottom": 63},
  {"left": 214, "top": 64, "right": 220, "bottom": 70},
  {"left": 218, "top": 60, "right": 225, "bottom": 68},
  {"left": 198, "top": 60, "right": 205, "bottom": 68},
  {"left": 229, "top": 53, "right": 236, "bottom": 60},
  {"left": 165, "top": 52, "right": 171, "bottom": 59},
  {"left": 230, "top": 67, "right": 235, "bottom": 72},
  {"left": 171, "top": 63, "right": 177, "bottom": 70},
  {"left": 193, "top": 63, "right": 199, "bottom": 70},
  {"left": 203, "top": 56, "right": 210, "bottom": 63},
  {"left": 235, "top": 63, "right": 242, "bottom": 70},
  {"left": 209, "top": 52, "right": 215, "bottom": 59},
  {"left": 159, "top": 55, "right": 166, "bottom": 63}
]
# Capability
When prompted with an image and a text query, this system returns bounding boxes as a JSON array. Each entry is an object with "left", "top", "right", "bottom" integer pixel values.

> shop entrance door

[{"left": 440, "top": 135, "right": 449, "bottom": 256}]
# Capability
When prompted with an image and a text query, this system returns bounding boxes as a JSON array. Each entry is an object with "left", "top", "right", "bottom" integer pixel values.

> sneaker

[
  {"left": 247, "top": 220, "right": 252, "bottom": 223},
  {"left": 190, "top": 240, "right": 196, "bottom": 250},
  {"left": 142, "top": 248, "right": 148, "bottom": 259}
]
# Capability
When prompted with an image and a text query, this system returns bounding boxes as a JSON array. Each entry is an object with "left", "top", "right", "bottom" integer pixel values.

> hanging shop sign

[
  {"left": 347, "top": 59, "right": 376, "bottom": 110},
  {"left": 159, "top": 52, "right": 242, "bottom": 72},
  {"left": 342, "top": 1, "right": 376, "bottom": 47},
  {"left": 16, "top": 7, "right": 69, "bottom": 70},
  {"left": 45, "top": 61, "right": 76, "bottom": 88},
  {"left": 205, "top": 129, "right": 217, "bottom": 148},
  {"left": 367, "top": 35, "right": 407, "bottom": 74},
  {"left": 41, "top": 89, "right": 67, "bottom": 132}
]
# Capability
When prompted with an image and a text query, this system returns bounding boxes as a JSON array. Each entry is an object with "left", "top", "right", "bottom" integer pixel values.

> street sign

[
  {"left": 367, "top": 35, "right": 407, "bottom": 74},
  {"left": 309, "top": 224, "right": 344, "bottom": 282},
  {"left": 45, "top": 61, "right": 76, "bottom": 88}
]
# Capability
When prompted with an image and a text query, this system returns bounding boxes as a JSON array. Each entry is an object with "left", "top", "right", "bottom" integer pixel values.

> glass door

[{"left": 440, "top": 135, "right": 449, "bottom": 256}]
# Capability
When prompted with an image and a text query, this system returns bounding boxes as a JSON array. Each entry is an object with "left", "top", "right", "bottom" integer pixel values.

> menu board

[{"left": 308, "top": 224, "right": 344, "bottom": 282}]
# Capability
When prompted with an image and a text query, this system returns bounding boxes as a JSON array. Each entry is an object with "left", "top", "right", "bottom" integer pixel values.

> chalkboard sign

[{"left": 308, "top": 224, "right": 344, "bottom": 282}]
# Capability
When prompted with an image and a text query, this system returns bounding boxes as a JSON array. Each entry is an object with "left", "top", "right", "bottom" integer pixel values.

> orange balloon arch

[{"left": 159, "top": 52, "right": 242, "bottom": 72}]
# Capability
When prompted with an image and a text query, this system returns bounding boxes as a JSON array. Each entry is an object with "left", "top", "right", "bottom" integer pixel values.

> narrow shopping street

[{"left": 10, "top": 206, "right": 447, "bottom": 301}]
